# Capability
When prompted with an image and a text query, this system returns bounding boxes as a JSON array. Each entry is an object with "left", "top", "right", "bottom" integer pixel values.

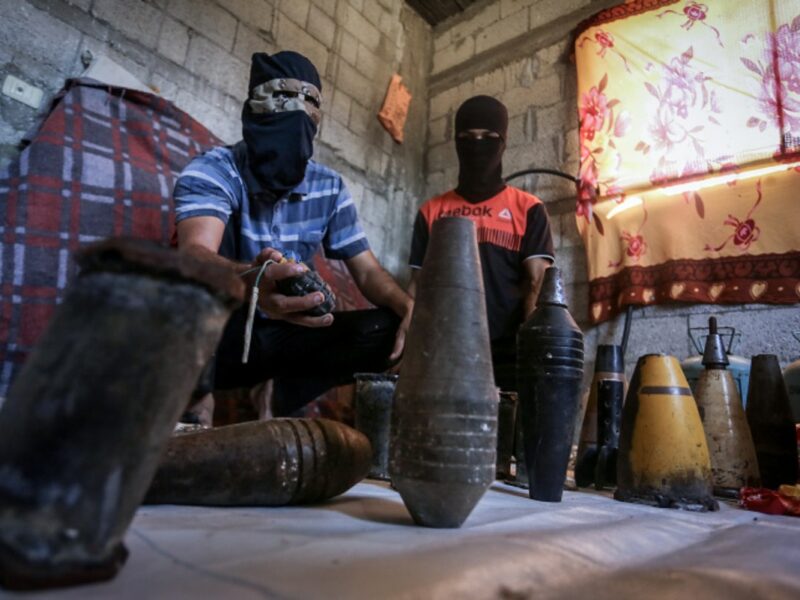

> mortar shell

[
  {"left": 0, "top": 238, "right": 241, "bottom": 590},
  {"left": 615, "top": 354, "right": 718, "bottom": 512}
]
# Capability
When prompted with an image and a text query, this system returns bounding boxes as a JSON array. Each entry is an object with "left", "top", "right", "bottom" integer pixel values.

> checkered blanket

[
  {"left": 0, "top": 78, "right": 221, "bottom": 397},
  {"left": 0, "top": 78, "right": 370, "bottom": 410}
]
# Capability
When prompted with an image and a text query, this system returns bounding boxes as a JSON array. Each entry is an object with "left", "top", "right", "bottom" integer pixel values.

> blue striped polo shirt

[{"left": 172, "top": 145, "right": 369, "bottom": 263}]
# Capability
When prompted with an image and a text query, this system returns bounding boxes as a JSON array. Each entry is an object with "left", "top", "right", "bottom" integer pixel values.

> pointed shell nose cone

[
  {"left": 702, "top": 317, "right": 729, "bottom": 369},
  {"left": 537, "top": 266, "right": 568, "bottom": 307}
]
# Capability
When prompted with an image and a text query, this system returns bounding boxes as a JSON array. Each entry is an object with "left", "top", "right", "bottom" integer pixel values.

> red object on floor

[{"left": 739, "top": 486, "right": 800, "bottom": 517}]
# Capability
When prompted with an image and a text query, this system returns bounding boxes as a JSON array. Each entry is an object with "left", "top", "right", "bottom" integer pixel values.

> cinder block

[
  {"left": 233, "top": 24, "right": 275, "bottom": 63},
  {"left": 426, "top": 142, "right": 454, "bottom": 172},
  {"left": 348, "top": 100, "right": 371, "bottom": 136},
  {"left": 329, "top": 89, "right": 352, "bottom": 127},
  {"left": 366, "top": 148, "right": 390, "bottom": 177},
  {"left": 355, "top": 42, "right": 382, "bottom": 80},
  {"left": 500, "top": 0, "right": 538, "bottom": 19},
  {"left": 427, "top": 115, "right": 450, "bottom": 146},
  {"left": 93, "top": 0, "right": 162, "bottom": 48},
  {"left": 335, "top": 61, "right": 373, "bottom": 107},
  {"left": 1, "top": 1, "right": 82, "bottom": 75},
  {"left": 175, "top": 88, "right": 239, "bottom": 143},
  {"left": 311, "top": 0, "right": 336, "bottom": 18},
  {"left": 429, "top": 87, "right": 459, "bottom": 120},
  {"left": 501, "top": 72, "right": 562, "bottom": 114},
  {"left": 158, "top": 17, "right": 190, "bottom": 65},
  {"left": 475, "top": 8, "right": 529, "bottom": 55},
  {"left": 448, "top": 2, "right": 499, "bottom": 45},
  {"left": 363, "top": 0, "right": 384, "bottom": 28},
  {"left": 378, "top": 8, "right": 401, "bottom": 42},
  {"left": 472, "top": 66, "right": 506, "bottom": 96},
  {"left": 319, "top": 117, "right": 367, "bottom": 171},
  {"left": 185, "top": 36, "right": 249, "bottom": 95},
  {"left": 555, "top": 244, "right": 587, "bottom": 285},
  {"left": 339, "top": 3, "right": 381, "bottom": 51},
  {"left": 339, "top": 31, "right": 358, "bottom": 67},
  {"left": 536, "top": 102, "right": 575, "bottom": 142},
  {"left": 307, "top": 5, "right": 336, "bottom": 48},
  {"left": 280, "top": 0, "right": 309, "bottom": 27},
  {"left": 506, "top": 113, "right": 528, "bottom": 148},
  {"left": 535, "top": 38, "right": 570, "bottom": 69},
  {"left": 530, "top": 0, "right": 591, "bottom": 30},
  {"left": 276, "top": 14, "right": 329, "bottom": 77},
  {"left": 432, "top": 36, "right": 474, "bottom": 75},
  {"left": 224, "top": 0, "right": 274, "bottom": 32},
  {"left": 169, "top": 0, "right": 238, "bottom": 51}
]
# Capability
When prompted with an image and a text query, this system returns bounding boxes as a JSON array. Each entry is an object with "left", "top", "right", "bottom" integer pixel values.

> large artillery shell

[
  {"left": 145, "top": 419, "right": 371, "bottom": 505},
  {"left": 517, "top": 266, "right": 584, "bottom": 502},
  {"left": 354, "top": 373, "right": 398, "bottom": 480},
  {"left": 746, "top": 355, "right": 799, "bottom": 489},
  {"left": 390, "top": 217, "right": 497, "bottom": 528},
  {"left": 576, "top": 345, "right": 624, "bottom": 488},
  {"left": 0, "top": 239, "right": 242, "bottom": 590},
  {"left": 615, "top": 354, "right": 718, "bottom": 511},
  {"left": 694, "top": 318, "right": 760, "bottom": 496}
]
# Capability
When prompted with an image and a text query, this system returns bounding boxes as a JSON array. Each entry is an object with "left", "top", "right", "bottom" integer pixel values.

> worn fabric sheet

[{"left": 15, "top": 480, "right": 800, "bottom": 599}]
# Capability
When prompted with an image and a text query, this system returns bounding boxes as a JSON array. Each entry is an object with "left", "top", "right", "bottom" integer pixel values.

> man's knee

[{"left": 344, "top": 307, "right": 400, "bottom": 344}]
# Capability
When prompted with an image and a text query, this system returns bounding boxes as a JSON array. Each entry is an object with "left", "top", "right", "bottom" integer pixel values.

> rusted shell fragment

[
  {"left": 145, "top": 419, "right": 371, "bottom": 505},
  {"left": 0, "top": 238, "right": 240, "bottom": 590}
]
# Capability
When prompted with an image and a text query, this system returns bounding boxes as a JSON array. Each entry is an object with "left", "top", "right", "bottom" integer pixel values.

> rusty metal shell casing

[
  {"left": 0, "top": 239, "right": 242, "bottom": 590},
  {"left": 517, "top": 266, "right": 584, "bottom": 502},
  {"left": 576, "top": 345, "right": 624, "bottom": 489},
  {"left": 615, "top": 354, "right": 718, "bottom": 512},
  {"left": 389, "top": 217, "right": 498, "bottom": 528},
  {"left": 145, "top": 419, "right": 371, "bottom": 505},
  {"left": 695, "top": 318, "right": 760, "bottom": 496},
  {"left": 355, "top": 373, "right": 398, "bottom": 480},
  {"left": 496, "top": 391, "right": 519, "bottom": 480},
  {"left": 746, "top": 354, "right": 799, "bottom": 489}
]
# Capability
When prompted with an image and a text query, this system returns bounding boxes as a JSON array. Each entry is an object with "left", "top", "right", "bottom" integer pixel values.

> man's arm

[
  {"left": 177, "top": 217, "right": 331, "bottom": 327},
  {"left": 345, "top": 250, "right": 414, "bottom": 361},
  {"left": 521, "top": 257, "right": 550, "bottom": 319},
  {"left": 407, "top": 268, "right": 420, "bottom": 300}
]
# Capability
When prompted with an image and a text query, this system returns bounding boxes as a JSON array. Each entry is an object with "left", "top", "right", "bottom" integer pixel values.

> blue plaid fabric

[{"left": 173, "top": 146, "right": 369, "bottom": 263}]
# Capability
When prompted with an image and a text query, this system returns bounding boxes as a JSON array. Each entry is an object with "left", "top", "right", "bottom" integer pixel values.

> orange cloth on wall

[
  {"left": 377, "top": 74, "right": 412, "bottom": 144},
  {"left": 575, "top": 0, "right": 800, "bottom": 323}
]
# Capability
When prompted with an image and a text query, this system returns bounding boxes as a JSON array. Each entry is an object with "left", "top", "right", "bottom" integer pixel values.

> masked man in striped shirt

[{"left": 173, "top": 51, "right": 412, "bottom": 418}]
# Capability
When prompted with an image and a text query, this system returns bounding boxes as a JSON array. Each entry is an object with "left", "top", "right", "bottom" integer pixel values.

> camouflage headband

[{"left": 249, "top": 78, "right": 322, "bottom": 126}]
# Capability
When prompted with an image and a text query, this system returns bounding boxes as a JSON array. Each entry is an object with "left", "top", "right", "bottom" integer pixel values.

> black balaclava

[
  {"left": 242, "top": 51, "right": 321, "bottom": 196},
  {"left": 454, "top": 95, "right": 508, "bottom": 203}
]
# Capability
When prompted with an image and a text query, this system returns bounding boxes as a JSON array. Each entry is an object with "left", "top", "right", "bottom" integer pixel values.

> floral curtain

[{"left": 575, "top": 0, "right": 800, "bottom": 324}]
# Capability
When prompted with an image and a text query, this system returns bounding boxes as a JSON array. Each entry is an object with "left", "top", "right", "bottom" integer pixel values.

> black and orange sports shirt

[{"left": 409, "top": 186, "right": 555, "bottom": 342}]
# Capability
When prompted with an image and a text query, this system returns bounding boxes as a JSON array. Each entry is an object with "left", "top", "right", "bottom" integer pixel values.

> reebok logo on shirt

[
  {"left": 498, "top": 208, "right": 512, "bottom": 221},
  {"left": 441, "top": 205, "right": 492, "bottom": 218}
]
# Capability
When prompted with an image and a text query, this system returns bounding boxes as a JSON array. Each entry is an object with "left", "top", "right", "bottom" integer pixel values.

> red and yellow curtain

[{"left": 575, "top": 0, "right": 800, "bottom": 324}]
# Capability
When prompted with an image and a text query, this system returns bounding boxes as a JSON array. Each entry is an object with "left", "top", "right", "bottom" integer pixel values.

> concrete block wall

[
  {"left": 425, "top": 0, "right": 800, "bottom": 382},
  {"left": 0, "top": 0, "right": 431, "bottom": 277}
]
